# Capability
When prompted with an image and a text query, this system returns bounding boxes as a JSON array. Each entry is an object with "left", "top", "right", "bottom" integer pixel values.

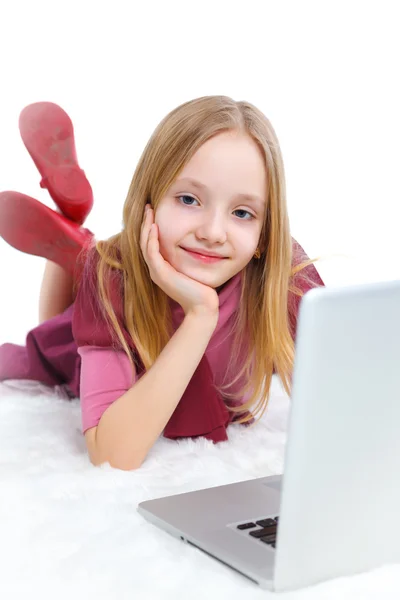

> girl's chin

[{"left": 175, "top": 264, "right": 221, "bottom": 288}]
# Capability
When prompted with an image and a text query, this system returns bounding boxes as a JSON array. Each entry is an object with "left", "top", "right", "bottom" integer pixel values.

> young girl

[{"left": 0, "top": 96, "right": 324, "bottom": 471}]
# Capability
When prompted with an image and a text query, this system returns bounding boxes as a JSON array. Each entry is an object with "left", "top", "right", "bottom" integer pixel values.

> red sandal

[
  {"left": 19, "top": 102, "right": 93, "bottom": 225},
  {"left": 0, "top": 191, "right": 94, "bottom": 277}
]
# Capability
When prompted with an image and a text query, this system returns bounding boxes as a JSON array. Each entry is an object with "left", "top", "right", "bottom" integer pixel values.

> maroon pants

[{"left": 0, "top": 303, "right": 80, "bottom": 398}]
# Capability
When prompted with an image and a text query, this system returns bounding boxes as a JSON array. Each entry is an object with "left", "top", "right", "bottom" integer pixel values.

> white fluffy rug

[{"left": 1, "top": 375, "right": 400, "bottom": 600}]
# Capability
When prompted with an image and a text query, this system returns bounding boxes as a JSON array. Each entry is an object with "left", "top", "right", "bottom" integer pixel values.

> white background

[{"left": 0, "top": 0, "right": 399, "bottom": 346}]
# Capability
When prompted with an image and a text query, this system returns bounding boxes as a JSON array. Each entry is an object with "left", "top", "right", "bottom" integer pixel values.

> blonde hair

[{"left": 75, "top": 96, "right": 323, "bottom": 426}]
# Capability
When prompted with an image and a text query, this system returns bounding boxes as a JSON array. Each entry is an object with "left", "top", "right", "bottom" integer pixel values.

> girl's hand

[{"left": 140, "top": 205, "right": 220, "bottom": 318}]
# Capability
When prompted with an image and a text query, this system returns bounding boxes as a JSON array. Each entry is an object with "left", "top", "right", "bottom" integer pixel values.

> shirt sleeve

[
  {"left": 71, "top": 246, "right": 139, "bottom": 433},
  {"left": 77, "top": 346, "right": 137, "bottom": 433}
]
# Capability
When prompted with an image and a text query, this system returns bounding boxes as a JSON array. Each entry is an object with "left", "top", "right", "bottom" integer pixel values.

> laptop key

[
  {"left": 260, "top": 534, "right": 276, "bottom": 545},
  {"left": 237, "top": 522, "right": 257, "bottom": 530},
  {"left": 249, "top": 525, "right": 277, "bottom": 538},
  {"left": 256, "top": 518, "right": 277, "bottom": 528}
]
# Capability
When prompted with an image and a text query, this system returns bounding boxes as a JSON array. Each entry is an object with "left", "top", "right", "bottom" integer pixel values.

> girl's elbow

[
  {"left": 84, "top": 425, "right": 146, "bottom": 470},
  {"left": 88, "top": 452, "right": 144, "bottom": 471}
]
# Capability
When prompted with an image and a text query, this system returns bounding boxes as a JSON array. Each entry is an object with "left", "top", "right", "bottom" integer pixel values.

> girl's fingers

[
  {"left": 143, "top": 207, "right": 152, "bottom": 233},
  {"left": 140, "top": 206, "right": 153, "bottom": 260},
  {"left": 147, "top": 223, "right": 159, "bottom": 259},
  {"left": 147, "top": 221, "right": 166, "bottom": 280}
]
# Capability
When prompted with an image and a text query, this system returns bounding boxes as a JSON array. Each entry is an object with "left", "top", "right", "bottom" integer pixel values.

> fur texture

[{"left": 0, "top": 377, "right": 398, "bottom": 599}]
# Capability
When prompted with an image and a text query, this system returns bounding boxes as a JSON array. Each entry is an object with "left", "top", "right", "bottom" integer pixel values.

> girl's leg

[
  {"left": 20, "top": 101, "right": 95, "bottom": 323},
  {"left": 38, "top": 260, "right": 75, "bottom": 324},
  {"left": 0, "top": 191, "right": 95, "bottom": 324}
]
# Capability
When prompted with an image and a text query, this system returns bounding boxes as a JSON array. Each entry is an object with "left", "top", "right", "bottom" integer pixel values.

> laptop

[{"left": 138, "top": 279, "right": 400, "bottom": 592}]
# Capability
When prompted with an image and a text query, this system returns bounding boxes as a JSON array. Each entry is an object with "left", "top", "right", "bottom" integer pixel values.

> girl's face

[{"left": 155, "top": 130, "right": 267, "bottom": 290}]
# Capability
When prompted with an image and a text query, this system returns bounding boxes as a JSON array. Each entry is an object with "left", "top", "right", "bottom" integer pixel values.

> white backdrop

[{"left": 0, "top": 0, "right": 399, "bottom": 346}]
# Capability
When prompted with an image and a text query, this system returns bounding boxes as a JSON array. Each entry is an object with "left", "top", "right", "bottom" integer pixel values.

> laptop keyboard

[{"left": 236, "top": 516, "right": 279, "bottom": 548}]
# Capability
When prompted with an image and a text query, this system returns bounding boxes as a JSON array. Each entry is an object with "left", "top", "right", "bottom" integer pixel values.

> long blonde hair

[{"left": 75, "top": 96, "right": 323, "bottom": 425}]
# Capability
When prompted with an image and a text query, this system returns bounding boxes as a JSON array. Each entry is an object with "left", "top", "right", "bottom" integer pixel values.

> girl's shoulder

[
  {"left": 72, "top": 245, "right": 127, "bottom": 349},
  {"left": 288, "top": 238, "right": 325, "bottom": 339},
  {"left": 290, "top": 238, "right": 324, "bottom": 291}
]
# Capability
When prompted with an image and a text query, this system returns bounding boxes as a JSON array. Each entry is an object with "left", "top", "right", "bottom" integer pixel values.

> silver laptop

[{"left": 138, "top": 279, "right": 400, "bottom": 592}]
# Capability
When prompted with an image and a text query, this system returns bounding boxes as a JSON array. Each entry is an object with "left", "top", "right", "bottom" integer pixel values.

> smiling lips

[
  {"left": 181, "top": 246, "right": 226, "bottom": 258},
  {"left": 181, "top": 247, "right": 227, "bottom": 263}
]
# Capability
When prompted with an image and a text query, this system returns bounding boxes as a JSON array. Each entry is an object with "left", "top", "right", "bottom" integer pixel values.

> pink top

[
  {"left": 76, "top": 271, "right": 246, "bottom": 433},
  {"left": 72, "top": 240, "right": 324, "bottom": 441}
]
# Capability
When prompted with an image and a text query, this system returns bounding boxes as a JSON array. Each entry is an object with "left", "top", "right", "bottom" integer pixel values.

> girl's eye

[
  {"left": 176, "top": 195, "right": 255, "bottom": 220},
  {"left": 178, "top": 195, "right": 198, "bottom": 207},
  {"left": 234, "top": 209, "right": 254, "bottom": 220}
]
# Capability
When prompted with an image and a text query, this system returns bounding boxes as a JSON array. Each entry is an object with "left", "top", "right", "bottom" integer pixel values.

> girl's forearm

[{"left": 91, "top": 311, "right": 218, "bottom": 470}]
